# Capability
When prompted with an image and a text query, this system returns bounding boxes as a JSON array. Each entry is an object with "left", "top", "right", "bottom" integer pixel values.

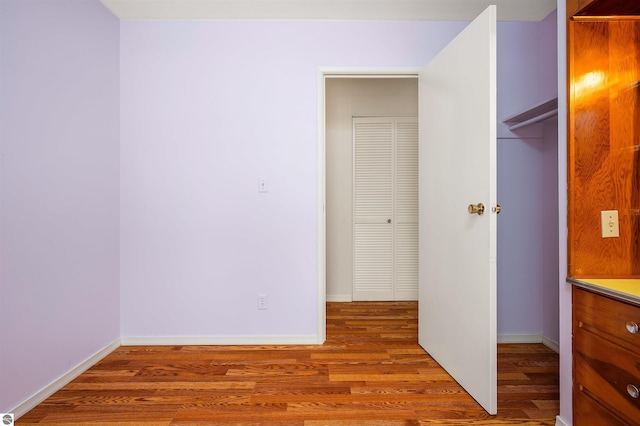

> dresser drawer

[
  {"left": 574, "top": 388, "right": 631, "bottom": 426},
  {"left": 574, "top": 327, "right": 640, "bottom": 424},
  {"left": 574, "top": 287, "right": 640, "bottom": 352}
]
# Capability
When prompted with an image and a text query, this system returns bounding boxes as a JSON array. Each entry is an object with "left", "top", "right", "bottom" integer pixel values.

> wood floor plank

[{"left": 19, "top": 301, "right": 559, "bottom": 424}]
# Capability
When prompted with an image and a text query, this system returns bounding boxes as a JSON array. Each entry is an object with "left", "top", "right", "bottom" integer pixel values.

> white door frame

[{"left": 317, "top": 67, "right": 420, "bottom": 343}]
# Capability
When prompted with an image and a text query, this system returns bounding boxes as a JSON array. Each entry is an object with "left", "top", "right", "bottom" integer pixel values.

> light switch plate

[
  {"left": 258, "top": 178, "right": 268, "bottom": 193},
  {"left": 601, "top": 210, "right": 619, "bottom": 238}
]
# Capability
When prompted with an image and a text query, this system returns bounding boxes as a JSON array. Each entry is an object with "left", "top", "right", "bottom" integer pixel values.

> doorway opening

[
  {"left": 316, "top": 70, "right": 419, "bottom": 343},
  {"left": 326, "top": 78, "right": 419, "bottom": 303}
]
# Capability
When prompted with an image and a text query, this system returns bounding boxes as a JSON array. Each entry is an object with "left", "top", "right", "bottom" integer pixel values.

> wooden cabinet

[
  {"left": 567, "top": 0, "right": 640, "bottom": 424},
  {"left": 573, "top": 287, "right": 640, "bottom": 424},
  {"left": 567, "top": 16, "right": 640, "bottom": 277}
]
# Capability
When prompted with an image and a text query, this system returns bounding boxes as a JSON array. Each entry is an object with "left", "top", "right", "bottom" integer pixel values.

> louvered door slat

[
  {"left": 353, "top": 117, "right": 418, "bottom": 301},
  {"left": 396, "top": 120, "right": 419, "bottom": 221},
  {"left": 395, "top": 119, "right": 419, "bottom": 299},
  {"left": 395, "top": 222, "right": 419, "bottom": 299},
  {"left": 353, "top": 119, "right": 394, "bottom": 300},
  {"left": 354, "top": 224, "right": 393, "bottom": 290},
  {"left": 354, "top": 122, "right": 393, "bottom": 219}
]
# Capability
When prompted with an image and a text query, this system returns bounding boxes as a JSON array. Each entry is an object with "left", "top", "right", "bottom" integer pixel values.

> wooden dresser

[{"left": 572, "top": 284, "right": 640, "bottom": 425}]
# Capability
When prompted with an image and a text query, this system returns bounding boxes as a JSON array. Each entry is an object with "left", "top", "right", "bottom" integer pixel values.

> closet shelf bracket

[{"left": 502, "top": 97, "right": 558, "bottom": 131}]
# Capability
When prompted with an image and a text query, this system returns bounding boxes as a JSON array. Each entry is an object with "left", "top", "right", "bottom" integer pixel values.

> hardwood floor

[{"left": 19, "top": 302, "right": 559, "bottom": 425}]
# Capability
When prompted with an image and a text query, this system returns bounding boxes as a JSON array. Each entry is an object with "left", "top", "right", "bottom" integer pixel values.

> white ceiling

[{"left": 99, "top": 0, "right": 557, "bottom": 21}]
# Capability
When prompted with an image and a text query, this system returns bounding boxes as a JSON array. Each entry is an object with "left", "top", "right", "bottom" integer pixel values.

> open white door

[{"left": 418, "top": 5, "right": 497, "bottom": 415}]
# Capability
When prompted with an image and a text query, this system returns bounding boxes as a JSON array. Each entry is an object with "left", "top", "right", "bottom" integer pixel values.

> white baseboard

[
  {"left": 497, "top": 334, "right": 559, "bottom": 353},
  {"left": 556, "top": 415, "right": 570, "bottom": 426},
  {"left": 13, "top": 338, "right": 120, "bottom": 419},
  {"left": 121, "top": 335, "right": 320, "bottom": 346},
  {"left": 497, "top": 334, "right": 543, "bottom": 344},
  {"left": 326, "top": 294, "right": 352, "bottom": 302},
  {"left": 542, "top": 336, "right": 560, "bottom": 353}
]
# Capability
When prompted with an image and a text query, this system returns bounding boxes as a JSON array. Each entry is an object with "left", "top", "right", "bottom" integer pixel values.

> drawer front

[
  {"left": 574, "top": 287, "right": 640, "bottom": 352},
  {"left": 574, "top": 327, "right": 640, "bottom": 424},
  {"left": 574, "top": 388, "right": 631, "bottom": 426}
]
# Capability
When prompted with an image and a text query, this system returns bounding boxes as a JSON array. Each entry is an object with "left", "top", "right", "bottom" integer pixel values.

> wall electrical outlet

[
  {"left": 601, "top": 210, "right": 619, "bottom": 238},
  {"left": 258, "top": 294, "right": 268, "bottom": 310}
]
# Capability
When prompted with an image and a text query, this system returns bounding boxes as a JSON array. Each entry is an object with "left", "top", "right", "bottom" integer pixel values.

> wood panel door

[
  {"left": 353, "top": 117, "right": 418, "bottom": 301},
  {"left": 418, "top": 5, "right": 498, "bottom": 414}
]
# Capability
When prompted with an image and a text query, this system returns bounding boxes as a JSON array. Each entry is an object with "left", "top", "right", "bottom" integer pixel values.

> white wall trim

[
  {"left": 327, "top": 294, "right": 353, "bottom": 302},
  {"left": 555, "top": 415, "right": 570, "bottom": 426},
  {"left": 542, "top": 336, "right": 560, "bottom": 353},
  {"left": 121, "top": 335, "right": 319, "bottom": 346},
  {"left": 317, "top": 68, "right": 327, "bottom": 344},
  {"left": 13, "top": 339, "right": 121, "bottom": 419},
  {"left": 497, "top": 334, "right": 559, "bottom": 353},
  {"left": 322, "top": 67, "right": 420, "bottom": 77},
  {"left": 497, "top": 334, "right": 543, "bottom": 344}
]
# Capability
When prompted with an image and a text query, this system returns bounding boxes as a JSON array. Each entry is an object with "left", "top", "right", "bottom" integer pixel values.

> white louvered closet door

[
  {"left": 394, "top": 119, "right": 419, "bottom": 300},
  {"left": 353, "top": 117, "right": 418, "bottom": 301}
]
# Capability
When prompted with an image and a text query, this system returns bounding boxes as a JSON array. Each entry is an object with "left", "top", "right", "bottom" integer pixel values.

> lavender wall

[
  {"left": 497, "top": 136, "right": 544, "bottom": 336},
  {"left": 539, "top": 11, "right": 559, "bottom": 102},
  {"left": 0, "top": 0, "right": 120, "bottom": 412},
  {"left": 542, "top": 118, "right": 559, "bottom": 344},
  {"left": 120, "top": 17, "right": 558, "bottom": 342},
  {"left": 497, "top": 21, "right": 542, "bottom": 139},
  {"left": 119, "top": 20, "right": 467, "bottom": 340},
  {"left": 539, "top": 11, "right": 560, "bottom": 347},
  {"left": 496, "top": 11, "right": 558, "bottom": 343}
]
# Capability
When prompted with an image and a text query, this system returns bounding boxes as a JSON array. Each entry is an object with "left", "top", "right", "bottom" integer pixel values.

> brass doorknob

[
  {"left": 468, "top": 203, "right": 485, "bottom": 215},
  {"left": 493, "top": 204, "right": 501, "bottom": 214}
]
